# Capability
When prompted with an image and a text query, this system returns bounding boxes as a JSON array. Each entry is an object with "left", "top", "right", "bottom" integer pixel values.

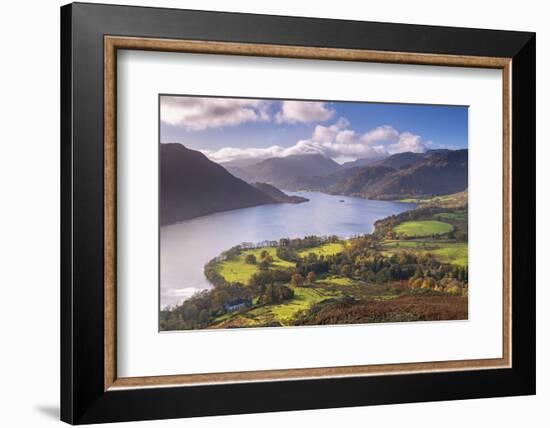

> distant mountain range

[
  {"left": 219, "top": 148, "right": 467, "bottom": 200},
  {"left": 223, "top": 149, "right": 468, "bottom": 199},
  {"left": 160, "top": 144, "right": 307, "bottom": 225},
  {"left": 161, "top": 144, "right": 468, "bottom": 224},
  {"left": 327, "top": 149, "right": 468, "bottom": 199},
  {"left": 225, "top": 153, "right": 341, "bottom": 190}
]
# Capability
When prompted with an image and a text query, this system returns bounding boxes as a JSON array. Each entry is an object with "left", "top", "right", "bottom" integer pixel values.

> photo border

[
  {"left": 156, "top": 92, "right": 471, "bottom": 324},
  {"left": 105, "top": 36, "right": 511, "bottom": 390}
]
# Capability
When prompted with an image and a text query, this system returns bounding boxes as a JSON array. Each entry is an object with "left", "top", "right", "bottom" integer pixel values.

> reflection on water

[{"left": 160, "top": 191, "right": 414, "bottom": 308}]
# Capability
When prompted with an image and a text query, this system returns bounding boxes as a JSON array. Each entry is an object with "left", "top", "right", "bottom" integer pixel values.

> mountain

[
  {"left": 220, "top": 158, "right": 264, "bottom": 168},
  {"left": 230, "top": 154, "right": 341, "bottom": 190},
  {"left": 327, "top": 166, "right": 396, "bottom": 195},
  {"left": 161, "top": 144, "right": 302, "bottom": 224},
  {"left": 425, "top": 149, "right": 452, "bottom": 156},
  {"left": 367, "top": 150, "right": 453, "bottom": 170},
  {"left": 328, "top": 149, "right": 468, "bottom": 199},
  {"left": 283, "top": 165, "right": 365, "bottom": 191},
  {"left": 372, "top": 151, "right": 428, "bottom": 169},
  {"left": 340, "top": 155, "right": 387, "bottom": 169},
  {"left": 282, "top": 151, "right": 441, "bottom": 191},
  {"left": 223, "top": 165, "right": 254, "bottom": 182},
  {"left": 251, "top": 183, "right": 308, "bottom": 204}
]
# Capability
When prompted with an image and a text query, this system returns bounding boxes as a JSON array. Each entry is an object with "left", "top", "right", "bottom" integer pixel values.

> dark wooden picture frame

[{"left": 61, "top": 2, "right": 535, "bottom": 424}]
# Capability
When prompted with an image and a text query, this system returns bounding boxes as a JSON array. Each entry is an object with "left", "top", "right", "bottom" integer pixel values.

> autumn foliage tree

[
  {"left": 259, "top": 254, "right": 273, "bottom": 270},
  {"left": 245, "top": 254, "right": 257, "bottom": 264},
  {"left": 259, "top": 284, "right": 294, "bottom": 304},
  {"left": 291, "top": 273, "right": 305, "bottom": 287}
]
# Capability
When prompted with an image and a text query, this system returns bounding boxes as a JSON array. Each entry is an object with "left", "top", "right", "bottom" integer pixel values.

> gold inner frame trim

[{"left": 104, "top": 35, "right": 512, "bottom": 391}]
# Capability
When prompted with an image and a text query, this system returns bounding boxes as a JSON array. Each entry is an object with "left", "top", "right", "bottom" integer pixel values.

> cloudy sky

[{"left": 160, "top": 95, "right": 468, "bottom": 164}]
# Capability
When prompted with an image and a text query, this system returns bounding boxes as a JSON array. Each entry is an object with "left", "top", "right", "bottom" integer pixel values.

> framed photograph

[{"left": 61, "top": 2, "right": 535, "bottom": 424}]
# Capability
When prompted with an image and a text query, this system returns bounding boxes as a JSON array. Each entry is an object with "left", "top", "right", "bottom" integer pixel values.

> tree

[
  {"left": 291, "top": 273, "right": 305, "bottom": 287},
  {"left": 260, "top": 250, "right": 269, "bottom": 260},
  {"left": 244, "top": 254, "right": 257, "bottom": 264},
  {"left": 421, "top": 277, "right": 436, "bottom": 289},
  {"left": 262, "top": 284, "right": 274, "bottom": 304},
  {"left": 341, "top": 264, "right": 352, "bottom": 277},
  {"left": 409, "top": 277, "right": 423, "bottom": 289},
  {"left": 182, "top": 303, "right": 199, "bottom": 321},
  {"left": 307, "top": 271, "right": 316, "bottom": 284},
  {"left": 259, "top": 284, "right": 294, "bottom": 305},
  {"left": 445, "top": 279, "right": 463, "bottom": 295},
  {"left": 198, "top": 309, "right": 210, "bottom": 325},
  {"left": 212, "top": 289, "right": 230, "bottom": 309},
  {"left": 259, "top": 255, "right": 273, "bottom": 270},
  {"left": 307, "top": 252, "right": 318, "bottom": 263}
]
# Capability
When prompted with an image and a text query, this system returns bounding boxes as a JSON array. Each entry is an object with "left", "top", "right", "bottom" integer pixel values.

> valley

[{"left": 160, "top": 188, "right": 468, "bottom": 330}]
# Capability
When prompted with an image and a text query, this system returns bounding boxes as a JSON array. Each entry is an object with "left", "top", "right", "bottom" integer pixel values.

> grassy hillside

[
  {"left": 382, "top": 240, "right": 468, "bottom": 267},
  {"left": 297, "top": 242, "right": 345, "bottom": 257},
  {"left": 399, "top": 190, "right": 468, "bottom": 208},
  {"left": 215, "top": 247, "right": 294, "bottom": 284},
  {"left": 394, "top": 220, "right": 454, "bottom": 238}
]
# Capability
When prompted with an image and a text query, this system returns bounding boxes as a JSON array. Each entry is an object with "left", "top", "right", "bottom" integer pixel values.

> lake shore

[{"left": 161, "top": 191, "right": 416, "bottom": 308}]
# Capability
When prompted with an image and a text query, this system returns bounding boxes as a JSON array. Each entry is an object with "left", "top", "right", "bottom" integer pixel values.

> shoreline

[{"left": 163, "top": 196, "right": 418, "bottom": 309}]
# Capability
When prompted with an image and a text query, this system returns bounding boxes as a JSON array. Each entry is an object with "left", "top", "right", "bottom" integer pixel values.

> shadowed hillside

[
  {"left": 275, "top": 149, "right": 466, "bottom": 196},
  {"left": 328, "top": 149, "right": 468, "bottom": 200},
  {"left": 161, "top": 144, "right": 276, "bottom": 224}
]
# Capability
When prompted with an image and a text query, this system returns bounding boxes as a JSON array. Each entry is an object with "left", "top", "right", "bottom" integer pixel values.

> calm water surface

[{"left": 160, "top": 192, "right": 415, "bottom": 308}]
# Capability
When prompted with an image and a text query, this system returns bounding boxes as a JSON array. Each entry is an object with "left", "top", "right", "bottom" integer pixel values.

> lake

[{"left": 160, "top": 191, "right": 415, "bottom": 308}]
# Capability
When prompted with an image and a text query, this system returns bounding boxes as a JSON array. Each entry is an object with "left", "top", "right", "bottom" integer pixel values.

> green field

[
  {"left": 297, "top": 242, "right": 344, "bottom": 258},
  {"left": 263, "top": 287, "right": 340, "bottom": 321},
  {"left": 429, "top": 243, "right": 468, "bottom": 267},
  {"left": 394, "top": 220, "right": 453, "bottom": 238},
  {"left": 382, "top": 240, "right": 468, "bottom": 267},
  {"left": 400, "top": 195, "right": 457, "bottom": 204},
  {"left": 215, "top": 243, "right": 345, "bottom": 286},
  {"left": 321, "top": 275, "right": 354, "bottom": 286},
  {"left": 215, "top": 247, "right": 294, "bottom": 284}
]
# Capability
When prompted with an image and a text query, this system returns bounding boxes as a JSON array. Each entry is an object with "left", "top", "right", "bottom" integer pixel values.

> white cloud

[
  {"left": 359, "top": 125, "right": 426, "bottom": 154},
  {"left": 161, "top": 98, "right": 335, "bottom": 130},
  {"left": 387, "top": 132, "right": 426, "bottom": 154},
  {"left": 203, "top": 119, "right": 428, "bottom": 164},
  {"left": 275, "top": 101, "right": 335, "bottom": 124},
  {"left": 361, "top": 125, "right": 400, "bottom": 144},
  {"left": 161, "top": 97, "right": 271, "bottom": 130},
  {"left": 202, "top": 146, "right": 288, "bottom": 163}
]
